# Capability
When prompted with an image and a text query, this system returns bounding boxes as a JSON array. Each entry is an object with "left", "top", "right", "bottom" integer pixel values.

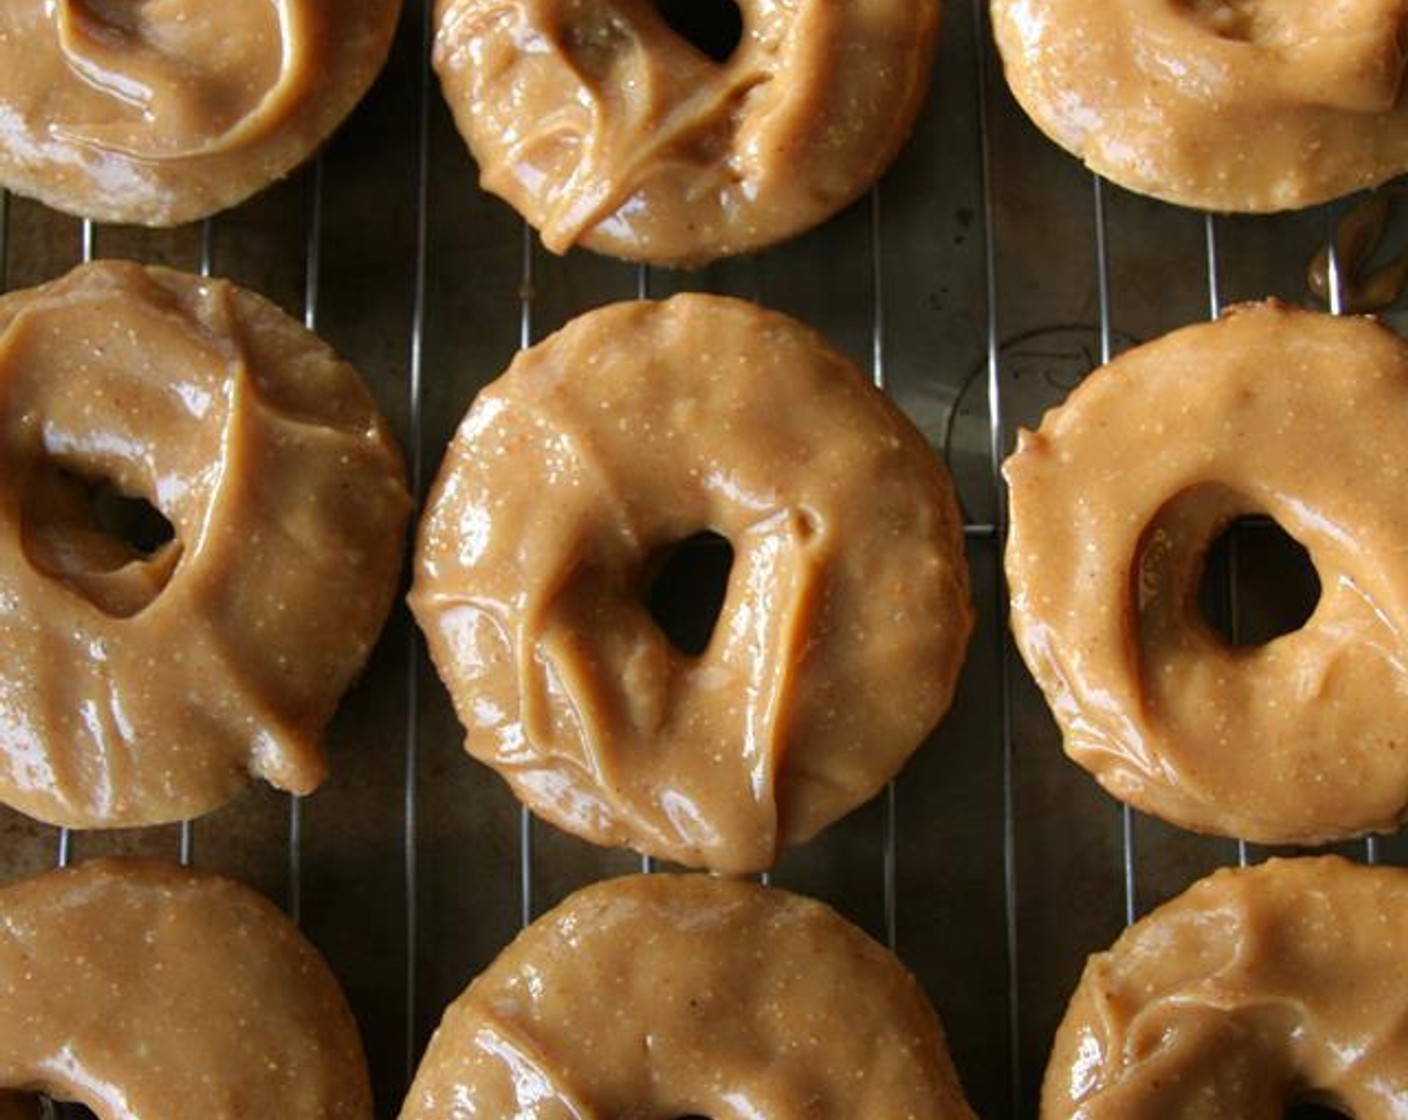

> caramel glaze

[
  {"left": 402, "top": 874, "right": 977, "bottom": 1120},
  {"left": 993, "top": 0, "right": 1408, "bottom": 212},
  {"left": 0, "top": 858, "right": 371, "bottom": 1120},
  {"left": 1308, "top": 189, "right": 1408, "bottom": 313},
  {"left": 410, "top": 295, "right": 972, "bottom": 873},
  {"left": 0, "top": 0, "right": 401, "bottom": 225},
  {"left": 0, "top": 261, "right": 411, "bottom": 828},
  {"left": 432, "top": 0, "right": 938, "bottom": 266},
  {"left": 1005, "top": 302, "right": 1408, "bottom": 845},
  {"left": 1044, "top": 857, "right": 1408, "bottom": 1118}
]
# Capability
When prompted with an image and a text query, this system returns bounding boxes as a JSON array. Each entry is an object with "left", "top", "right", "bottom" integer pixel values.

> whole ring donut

[
  {"left": 0, "top": 0, "right": 402, "bottom": 224},
  {"left": 0, "top": 857, "right": 371, "bottom": 1119},
  {"left": 431, "top": 0, "right": 938, "bottom": 265},
  {"left": 1044, "top": 856, "right": 1408, "bottom": 1117},
  {"left": 410, "top": 294, "right": 972, "bottom": 873},
  {"left": 992, "top": 0, "right": 1408, "bottom": 211},
  {"left": 0, "top": 260, "right": 411, "bottom": 828},
  {"left": 1004, "top": 302, "right": 1408, "bottom": 844},
  {"left": 401, "top": 874, "right": 977, "bottom": 1120}
]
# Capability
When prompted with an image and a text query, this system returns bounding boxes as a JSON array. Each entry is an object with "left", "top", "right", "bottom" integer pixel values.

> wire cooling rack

[{"left": 3, "top": 2, "right": 1407, "bottom": 1118}]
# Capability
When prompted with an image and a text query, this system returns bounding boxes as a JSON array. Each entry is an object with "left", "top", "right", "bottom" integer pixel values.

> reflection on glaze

[
  {"left": 0, "top": 0, "right": 400, "bottom": 224},
  {"left": 431, "top": 0, "right": 937, "bottom": 265},
  {"left": 0, "top": 858, "right": 371, "bottom": 1120},
  {"left": 0, "top": 261, "right": 410, "bottom": 828},
  {"left": 51, "top": 0, "right": 316, "bottom": 159},
  {"left": 1044, "top": 858, "right": 1408, "bottom": 1118},
  {"left": 992, "top": 0, "right": 1408, "bottom": 211},
  {"left": 402, "top": 875, "right": 977, "bottom": 1120},
  {"left": 1004, "top": 302, "right": 1408, "bottom": 844},
  {"left": 409, "top": 295, "right": 972, "bottom": 873}
]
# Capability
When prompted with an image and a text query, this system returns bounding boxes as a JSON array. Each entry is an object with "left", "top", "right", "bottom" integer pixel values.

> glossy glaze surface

[
  {"left": 403, "top": 873, "right": 977, "bottom": 1120},
  {"left": 0, "top": 0, "right": 401, "bottom": 224},
  {"left": 992, "top": 0, "right": 1408, "bottom": 212},
  {"left": 1005, "top": 302, "right": 1408, "bottom": 844},
  {"left": 432, "top": 0, "right": 938, "bottom": 265},
  {"left": 1044, "top": 857, "right": 1408, "bottom": 1118},
  {"left": 0, "top": 261, "right": 411, "bottom": 828},
  {"left": 0, "top": 857, "right": 372, "bottom": 1120},
  {"left": 410, "top": 294, "right": 972, "bottom": 872}
]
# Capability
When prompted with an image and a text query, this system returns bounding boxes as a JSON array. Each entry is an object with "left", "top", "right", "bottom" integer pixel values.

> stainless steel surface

[{"left": 3, "top": 2, "right": 1407, "bottom": 1117}]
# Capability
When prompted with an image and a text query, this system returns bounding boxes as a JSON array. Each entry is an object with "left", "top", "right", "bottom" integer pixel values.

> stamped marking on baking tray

[{"left": 944, "top": 324, "right": 1142, "bottom": 451}]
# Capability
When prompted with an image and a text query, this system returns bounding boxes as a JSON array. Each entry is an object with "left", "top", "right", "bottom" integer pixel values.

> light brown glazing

[
  {"left": 410, "top": 295, "right": 972, "bottom": 873},
  {"left": 402, "top": 873, "right": 977, "bottom": 1120},
  {"left": 992, "top": 0, "right": 1408, "bottom": 212},
  {"left": 0, "top": 261, "right": 411, "bottom": 828},
  {"left": 0, "top": 0, "right": 402, "bottom": 225},
  {"left": 1005, "top": 302, "right": 1408, "bottom": 844},
  {"left": 432, "top": 0, "right": 938, "bottom": 266},
  {"left": 1044, "top": 857, "right": 1408, "bottom": 1118},
  {"left": 0, "top": 857, "right": 372, "bottom": 1120}
]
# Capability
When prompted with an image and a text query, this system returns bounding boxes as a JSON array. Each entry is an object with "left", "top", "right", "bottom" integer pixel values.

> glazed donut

[
  {"left": 0, "top": 0, "right": 401, "bottom": 225},
  {"left": 1044, "top": 856, "right": 1408, "bottom": 1117},
  {"left": 410, "top": 294, "right": 972, "bottom": 873},
  {"left": 432, "top": 0, "right": 938, "bottom": 265},
  {"left": 402, "top": 873, "right": 977, "bottom": 1120},
  {"left": 1004, "top": 302, "right": 1408, "bottom": 844},
  {"left": 0, "top": 857, "right": 371, "bottom": 1119},
  {"left": 0, "top": 260, "right": 411, "bottom": 828},
  {"left": 992, "top": 0, "right": 1408, "bottom": 212}
]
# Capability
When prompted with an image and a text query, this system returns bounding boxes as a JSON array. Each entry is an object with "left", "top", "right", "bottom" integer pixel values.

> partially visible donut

[
  {"left": 0, "top": 857, "right": 371, "bottom": 1119},
  {"left": 992, "top": 0, "right": 1408, "bottom": 212},
  {"left": 410, "top": 294, "right": 972, "bottom": 873},
  {"left": 401, "top": 874, "right": 977, "bottom": 1120},
  {"left": 0, "top": 0, "right": 402, "bottom": 225},
  {"left": 1044, "top": 856, "right": 1408, "bottom": 1117},
  {"left": 0, "top": 260, "right": 411, "bottom": 828},
  {"left": 1005, "top": 302, "right": 1408, "bottom": 845},
  {"left": 432, "top": 0, "right": 939, "bottom": 265}
]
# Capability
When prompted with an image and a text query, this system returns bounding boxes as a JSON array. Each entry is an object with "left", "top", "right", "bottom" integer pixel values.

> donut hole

[
  {"left": 0, "top": 1094, "right": 98, "bottom": 1120},
  {"left": 645, "top": 530, "right": 734, "bottom": 656},
  {"left": 1197, "top": 517, "right": 1320, "bottom": 647},
  {"left": 42, "top": 1099, "right": 96, "bottom": 1120},
  {"left": 85, "top": 477, "right": 176, "bottom": 557},
  {"left": 20, "top": 460, "right": 180, "bottom": 619},
  {"left": 1285, "top": 1104, "right": 1353, "bottom": 1119},
  {"left": 654, "top": 0, "right": 744, "bottom": 64}
]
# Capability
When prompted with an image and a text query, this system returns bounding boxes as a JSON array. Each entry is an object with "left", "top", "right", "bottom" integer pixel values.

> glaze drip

[
  {"left": 52, "top": 0, "right": 317, "bottom": 159},
  {"left": 433, "top": 0, "right": 938, "bottom": 263},
  {"left": 411, "top": 295, "right": 972, "bottom": 872},
  {"left": 0, "top": 262, "right": 410, "bottom": 828},
  {"left": 1044, "top": 858, "right": 1408, "bottom": 1118}
]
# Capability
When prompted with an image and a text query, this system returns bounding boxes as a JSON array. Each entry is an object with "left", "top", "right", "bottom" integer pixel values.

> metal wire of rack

[{"left": 2, "top": 1, "right": 1408, "bottom": 1118}]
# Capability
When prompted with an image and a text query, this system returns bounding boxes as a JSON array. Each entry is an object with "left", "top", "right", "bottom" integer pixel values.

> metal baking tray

[{"left": 3, "top": 2, "right": 1405, "bottom": 1117}]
